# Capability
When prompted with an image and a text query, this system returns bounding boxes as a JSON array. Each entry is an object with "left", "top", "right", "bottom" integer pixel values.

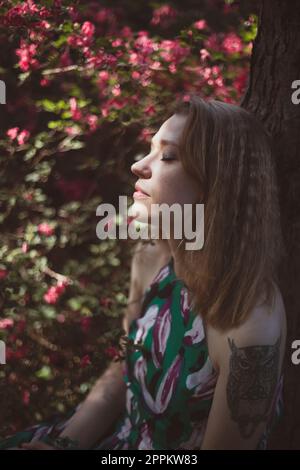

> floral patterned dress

[{"left": 0, "top": 256, "right": 283, "bottom": 450}]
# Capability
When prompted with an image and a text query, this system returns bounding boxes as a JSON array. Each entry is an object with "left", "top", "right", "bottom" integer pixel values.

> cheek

[
  {"left": 154, "top": 173, "right": 200, "bottom": 206},
  {"left": 150, "top": 167, "right": 181, "bottom": 205}
]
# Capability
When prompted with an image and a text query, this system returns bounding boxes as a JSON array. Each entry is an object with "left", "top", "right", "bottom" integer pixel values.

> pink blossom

[
  {"left": 204, "top": 33, "right": 220, "bottom": 51},
  {"left": 151, "top": 61, "right": 161, "bottom": 70},
  {"left": 98, "top": 70, "right": 109, "bottom": 82},
  {"left": 24, "top": 192, "right": 33, "bottom": 201},
  {"left": 129, "top": 52, "right": 139, "bottom": 65},
  {"left": 112, "top": 38, "right": 123, "bottom": 47},
  {"left": 120, "top": 26, "right": 133, "bottom": 39},
  {"left": 112, "top": 85, "right": 121, "bottom": 97},
  {"left": 55, "top": 280, "right": 68, "bottom": 295},
  {"left": 67, "top": 6, "right": 80, "bottom": 22},
  {"left": 215, "top": 76, "right": 224, "bottom": 88},
  {"left": 22, "top": 242, "right": 28, "bottom": 253},
  {"left": 22, "top": 390, "right": 30, "bottom": 405},
  {"left": 151, "top": 5, "right": 178, "bottom": 28},
  {"left": 141, "top": 78, "right": 151, "bottom": 87},
  {"left": 86, "top": 114, "right": 98, "bottom": 132},
  {"left": 44, "top": 286, "right": 59, "bottom": 304},
  {"left": 38, "top": 6, "right": 51, "bottom": 19},
  {"left": 67, "top": 34, "right": 80, "bottom": 47},
  {"left": 38, "top": 20, "right": 51, "bottom": 30},
  {"left": 40, "top": 78, "right": 50, "bottom": 87},
  {"left": 16, "top": 319, "right": 26, "bottom": 333},
  {"left": 81, "top": 21, "right": 95, "bottom": 38},
  {"left": 65, "top": 126, "right": 80, "bottom": 136},
  {"left": 200, "top": 48, "right": 210, "bottom": 60},
  {"left": 4, "top": 1, "right": 39, "bottom": 26},
  {"left": 38, "top": 222, "right": 54, "bottom": 236},
  {"left": 134, "top": 33, "right": 156, "bottom": 56},
  {"left": 101, "top": 98, "right": 127, "bottom": 118},
  {"left": 233, "top": 69, "right": 248, "bottom": 94},
  {"left": 29, "top": 30, "right": 45, "bottom": 42},
  {"left": 0, "top": 318, "right": 13, "bottom": 329},
  {"left": 80, "top": 354, "right": 91, "bottom": 367},
  {"left": 17, "top": 130, "right": 30, "bottom": 145},
  {"left": 95, "top": 8, "right": 112, "bottom": 23},
  {"left": 43, "top": 281, "right": 68, "bottom": 305},
  {"left": 144, "top": 104, "right": 156, "bottom": 116},
  {"left": 222, "top": 32, "right": 243, "bottom": 54},
  {"left": 139, "top": 128, "right": 153, "bottom": 142},
  {"left": 194, "top": 20, "right": 207, "bottom": 30},
  {"left": 101, "top": 107, "right": 109, "bottom": 118},
  {"left": 7, "top": 127, "right": 19, "bottom": 140},
  {"left": 0, "top": 268, "right": 8, "bottom": 280},
  {"left": 202, "top": 66, "right": 212, "bottom": 80},
  {"left": 69, "top": 97, "right": 82, "bottom": 121},
  {"left": 159, "top": 39, "right": 190, "bottom": 64},
  {"left": 16, "top": 39, "right": 39, "bottom": 71},
  {"left": 59, "top": 49, "right": 72, "bottom": 67},
  {"left": 131, "top": 71, "right": 140, "bottom": 80},
  {"left": 80, "top": 317, "right": 92, "bottom": 333}
]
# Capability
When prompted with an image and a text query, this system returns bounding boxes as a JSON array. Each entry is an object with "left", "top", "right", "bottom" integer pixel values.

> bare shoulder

[{"left": 206, "top": 283, "right": 287, "bottom": 374}]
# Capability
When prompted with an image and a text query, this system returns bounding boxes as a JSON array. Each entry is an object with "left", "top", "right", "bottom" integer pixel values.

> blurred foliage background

[{"left": 0, "top": 0, "right": 258, "bottom": 437}]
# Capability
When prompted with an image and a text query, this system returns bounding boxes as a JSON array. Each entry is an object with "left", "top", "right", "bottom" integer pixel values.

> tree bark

[{"left": 241, "top": 0, "right": 300, "bottom": 449}]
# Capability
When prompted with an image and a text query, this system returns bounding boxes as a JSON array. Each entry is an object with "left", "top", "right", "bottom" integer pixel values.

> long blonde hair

[{"left": 167, "top": 94, "right": 285, "bottom": 331}]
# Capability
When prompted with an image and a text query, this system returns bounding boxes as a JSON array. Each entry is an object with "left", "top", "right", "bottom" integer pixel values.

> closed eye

[{"left": 160, "top": 154, "right": 176, "bottom": 161}]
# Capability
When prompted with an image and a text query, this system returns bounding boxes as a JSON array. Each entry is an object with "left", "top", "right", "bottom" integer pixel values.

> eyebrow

[{"left": 151, "top": 137, "right": 179, "bottom": 148}]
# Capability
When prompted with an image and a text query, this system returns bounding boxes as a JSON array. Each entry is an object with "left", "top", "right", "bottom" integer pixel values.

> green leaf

[
  {"left": 35, "top": 365, "right": 53, "bottom": 380},
  {"left": 48, "top": 120, "right": 63, "bottom": 129},
  {"left": 67, "top": 297, "right": 83, "bottom": 311},
  {"left": 40, "top": 306, "right": 56, "bottom": 319},
  {"left": 18, "top": 72, "right": 30, "bottom": 83},
  {"left": 24, "top": 148, "right": 37, "bottom": 161}
]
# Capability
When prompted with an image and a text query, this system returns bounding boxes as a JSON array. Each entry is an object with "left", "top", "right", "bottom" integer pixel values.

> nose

[{"left": 131, "top": 157, "right": 151, "bottom": 179}]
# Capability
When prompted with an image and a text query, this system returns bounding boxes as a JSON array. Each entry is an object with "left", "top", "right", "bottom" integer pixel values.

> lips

[{"left": 135, "top": 183, "right": 150, "bottom": 196}]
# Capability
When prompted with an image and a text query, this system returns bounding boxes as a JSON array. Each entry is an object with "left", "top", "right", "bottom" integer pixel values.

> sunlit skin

[{"left": 130, "top": 113, "right": 202, "bottom": 275}]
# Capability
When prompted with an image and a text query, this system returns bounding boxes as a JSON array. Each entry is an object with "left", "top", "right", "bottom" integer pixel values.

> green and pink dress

[{"left": 0, "top": 256, "right": 283, "bottom": 450}]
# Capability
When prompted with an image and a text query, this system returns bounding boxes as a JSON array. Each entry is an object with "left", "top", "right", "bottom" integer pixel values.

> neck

[{"left": 153, "top": 238, "right": 185, "bottom": 280}]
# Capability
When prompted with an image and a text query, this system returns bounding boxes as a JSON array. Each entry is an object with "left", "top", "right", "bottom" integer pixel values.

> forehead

[{"left": 154, "top": 114, "right": 187, "bottom": 142}]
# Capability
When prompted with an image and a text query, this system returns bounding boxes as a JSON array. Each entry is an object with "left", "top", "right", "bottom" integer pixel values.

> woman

[{"left": 1, "top": 95, "right": 286, "bottom": 450}]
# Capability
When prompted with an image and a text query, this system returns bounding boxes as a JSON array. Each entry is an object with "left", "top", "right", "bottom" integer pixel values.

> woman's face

[{"left": 130, "top": 113, "right": 202, "bottom": 233}]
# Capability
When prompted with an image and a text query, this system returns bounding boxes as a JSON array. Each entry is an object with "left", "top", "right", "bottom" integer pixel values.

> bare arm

[
  {"left": 56, "top": 361, "right": 126, "bottom": 448},
  {"left": 201, "top": 300, "right": 286, "bottom": 450},
  {"left": 56, "top": 244, "right": 145, "bottom": 449}
]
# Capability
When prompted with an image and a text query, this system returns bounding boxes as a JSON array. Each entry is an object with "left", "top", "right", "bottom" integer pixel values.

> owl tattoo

[{"left": 226, "top": 336, "right": 281, "bottom": 439}]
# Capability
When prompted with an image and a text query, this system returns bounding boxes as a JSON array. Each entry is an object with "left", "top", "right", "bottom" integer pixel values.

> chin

[{"left": 128, "top": 201, "right": 150, "bottom": 224}]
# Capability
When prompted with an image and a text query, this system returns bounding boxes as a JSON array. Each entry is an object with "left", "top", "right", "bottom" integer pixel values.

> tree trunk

[{"left": 241, "top": 0, "right": 300, "bottom": 449}]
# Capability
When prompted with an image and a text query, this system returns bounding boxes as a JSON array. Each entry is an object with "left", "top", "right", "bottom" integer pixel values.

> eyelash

[
  {"left": 160, "top": 154, "right": 176, "bottom": 162},
  {"left": 149, "top": 145, "right": 176, "bottom": 161}
]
